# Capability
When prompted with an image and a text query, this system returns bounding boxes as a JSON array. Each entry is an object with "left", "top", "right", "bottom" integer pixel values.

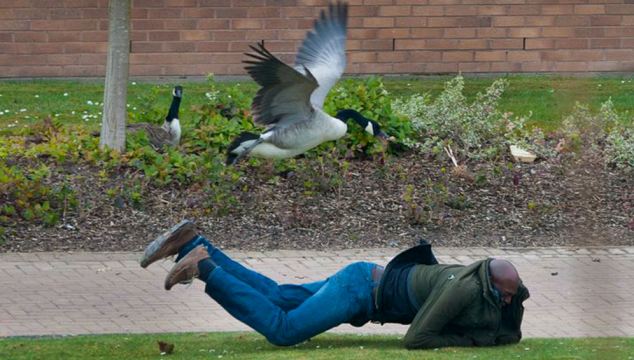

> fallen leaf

[
  {"left": 555, "top": 138, "right": 567, "bottom": 153},
  {"left": 158, "top": 340, "right": 174, "bottom": 355}
]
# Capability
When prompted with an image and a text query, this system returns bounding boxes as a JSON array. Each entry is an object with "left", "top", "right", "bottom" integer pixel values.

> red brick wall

[{"left": 1, "top": 0, "right": 634, "bottom": 78}]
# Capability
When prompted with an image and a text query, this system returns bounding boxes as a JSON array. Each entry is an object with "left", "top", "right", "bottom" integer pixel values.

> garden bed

[
  {"left": 1, "top": 76, "right": 632, "bottom": 252},
  {"left": 1, "top": 148, "right": 631, "bottom": 253}
]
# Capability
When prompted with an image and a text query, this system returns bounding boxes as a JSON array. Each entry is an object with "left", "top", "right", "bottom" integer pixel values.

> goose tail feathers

[{"left": 226, "top": 132, "right": 261, "bottom": 165}]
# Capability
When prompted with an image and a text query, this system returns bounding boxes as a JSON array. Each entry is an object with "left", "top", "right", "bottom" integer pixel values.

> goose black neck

[
  {"left": 166, "top": 96, "right": 181, "bottom": 121},
  {"left": 335, "top": 109, "right": 368, "bottom": 127}
]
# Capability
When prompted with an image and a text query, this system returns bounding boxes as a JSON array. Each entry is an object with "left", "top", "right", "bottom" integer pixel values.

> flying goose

[
  {"left": 127, "top": 85, "right": 183, "bottom": 151},
  {"left": 226, "top": 1, "right": 387, "bottom": 165}
]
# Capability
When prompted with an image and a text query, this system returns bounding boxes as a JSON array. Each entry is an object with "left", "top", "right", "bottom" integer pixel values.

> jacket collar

[
  {"left": 453, "top": 259, "right": 498, "bottom": 307},
  {"left": 479, "top": 258, "right": 500, "bottom": 307}
]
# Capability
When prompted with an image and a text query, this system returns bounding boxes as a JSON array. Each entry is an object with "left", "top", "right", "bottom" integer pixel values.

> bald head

[
  {"left": 490, "top": 259, "right": 519, "bottom": 283},
  {"left": 489, "top": 259, "right": 520, "bottom": 306}
]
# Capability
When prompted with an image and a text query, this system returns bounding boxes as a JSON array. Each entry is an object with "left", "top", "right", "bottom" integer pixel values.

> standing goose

[
  {"left": 127, "top": 85, "right": 183, "bottom": 151},
  {"left": 226, "top": 1, "right": 387, "bottom": 165}
]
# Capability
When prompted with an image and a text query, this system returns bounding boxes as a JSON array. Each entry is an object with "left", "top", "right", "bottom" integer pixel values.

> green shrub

[
  {"left": 0, "top": 114, "right": 243, "bottom": 226},
  {"left": 323, "top": 76, "right": 414, "bottom": 155},
  {"left": 605, "top": 122, "right": 634, "bottom": 170},
  {"left": 185, "top": 112, "right": 253, "bottom": 155},
  {"left": 0, "top": 163, "right": 77, "bottom": 226},
  {"left": 560, "top": 101, "right": 610, "bottom": 148},
  {"left": 184, "top": 76, "right": 256, "bottom": 155},
  {"left": 0, "top": 136, "right": 23, "bottom": 160},
  {"left": 560, "top": 99, "right": 633, "bottom": 169},
  {"left": 392, "top": 75, "right": 538, "bottom": 162}
]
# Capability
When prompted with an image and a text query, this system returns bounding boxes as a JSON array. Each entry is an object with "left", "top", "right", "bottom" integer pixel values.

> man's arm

[{"left": 403, "top": 283, "right": 478, "bottom": 349}]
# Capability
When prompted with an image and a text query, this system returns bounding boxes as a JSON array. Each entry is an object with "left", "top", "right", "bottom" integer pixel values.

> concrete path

[{"left": 1, "top": 247, "right": 633, "bottom": 338}]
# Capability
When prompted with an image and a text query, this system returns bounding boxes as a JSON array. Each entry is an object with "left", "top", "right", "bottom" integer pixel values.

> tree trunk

[{"left": 100, "top": 0, "right": 130, "bottom": 152}]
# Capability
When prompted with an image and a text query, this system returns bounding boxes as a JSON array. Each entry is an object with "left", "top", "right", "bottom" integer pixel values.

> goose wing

[
  {"left": 244, "top": 42, "right": 318, "bottom": 127},
  {"left": 294, "top": 1, "right": 348, "bottom": 109},
  {"left": 127, "top": 123, "right": 171, "bottom": 150}
]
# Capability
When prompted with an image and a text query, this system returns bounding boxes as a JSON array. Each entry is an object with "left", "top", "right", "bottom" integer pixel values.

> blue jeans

[{"left": 177, "top": 236, "right": 380, "bottom": 346}]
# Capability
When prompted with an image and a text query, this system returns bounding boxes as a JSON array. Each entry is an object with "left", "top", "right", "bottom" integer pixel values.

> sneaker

[
  {"left": 164, "top": 245, "right": 210, "bottom": 290},
  {"left": 140, "top": 220, "right": 197, "bottom": 268}
]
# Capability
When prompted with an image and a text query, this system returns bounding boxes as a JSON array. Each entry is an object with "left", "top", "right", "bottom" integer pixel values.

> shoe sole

[
  {"left": 140, "top": 220, "right": 195, "bottom": 268},
  {"left": 164, "top": 245, "right": 209, "bottom": 290}
]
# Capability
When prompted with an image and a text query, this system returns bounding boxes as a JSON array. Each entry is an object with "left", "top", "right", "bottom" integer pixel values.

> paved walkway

[{"left": 1, "top": 247, "right": 633, "bottom": 338}]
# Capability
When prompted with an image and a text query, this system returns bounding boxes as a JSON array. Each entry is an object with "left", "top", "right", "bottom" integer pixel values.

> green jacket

[{"left": 404, "top": 259, "right": 529, "bottom": 349}]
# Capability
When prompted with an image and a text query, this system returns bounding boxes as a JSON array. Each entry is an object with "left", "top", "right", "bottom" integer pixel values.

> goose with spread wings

[{"left": 226, "top": 1, "right": 387, "bottom": 165}]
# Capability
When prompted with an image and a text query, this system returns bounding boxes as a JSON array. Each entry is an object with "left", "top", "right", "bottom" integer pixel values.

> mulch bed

[{"left": 2, "top": 148, "right": 632, "bottom": 253}]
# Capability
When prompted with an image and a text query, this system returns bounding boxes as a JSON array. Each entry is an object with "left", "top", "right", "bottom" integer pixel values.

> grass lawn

[
  {"left": 1, "top": 74, "right": 633, "bottom": 135},
  {"left": 0, "top": 333, "right": 632, "bottom": 360}
]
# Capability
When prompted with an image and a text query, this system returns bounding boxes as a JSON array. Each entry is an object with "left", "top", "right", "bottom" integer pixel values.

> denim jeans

[{"left": 177, "top": 236, "right": 380, "bottom": 346}]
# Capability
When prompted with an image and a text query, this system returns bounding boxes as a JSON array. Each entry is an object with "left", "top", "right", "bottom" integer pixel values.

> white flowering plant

[
  {"left": 561, "top": 99, "right": 633, "bottom": 169},
  {"left": 393, "top": 75, "right": 542, "bottom": 162}
]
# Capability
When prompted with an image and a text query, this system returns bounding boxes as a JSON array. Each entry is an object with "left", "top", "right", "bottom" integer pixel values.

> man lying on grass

[{"left": 140, "top": 220, "right": 530, "bottom": 349}]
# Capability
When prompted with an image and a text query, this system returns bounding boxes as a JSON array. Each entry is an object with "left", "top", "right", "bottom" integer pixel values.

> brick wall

[{"left": 1, "top": 0, "right": 634, "bottom": 78}]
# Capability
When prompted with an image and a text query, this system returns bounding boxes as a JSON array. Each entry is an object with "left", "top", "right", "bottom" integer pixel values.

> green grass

[
  {"left": 0, "top": 79, "right": 255, "bottom": 135},
  {"left": 1, "top": 75, "right": 633, "bottom": 135},
  {"left": 0, "top": 333, "right": 631, "bottom": 360}
]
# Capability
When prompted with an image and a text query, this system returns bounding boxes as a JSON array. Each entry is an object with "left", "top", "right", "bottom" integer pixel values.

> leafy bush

[
  {"left": 0, "top": 128, "right": 87, "bottom": 227},
  {"left": 0, "top": 163, "right": 77, "bottom": 226},
  {"left": 323, "top": 76, "right": 414, "bottom": 155},
  {"left": 560, "top": 99, "right": 633, "bottom": 169},
  {"left": 392, "top": 75, "right": 539, "bottom": 162},
  {"left": 183, "top": 75, "right": 257, "bottom": 156},
  {"left": 185, "top": 110, "right": 254, "bottom": 156},
  {"left": 560, "top": 101, "right": 610, "bottom": 150},
  {"left": 606, "top": 127, "right": 634, "bottom": 169},
  {"left": 0, "top": 114, "right": 243, "bottom": 227}
]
